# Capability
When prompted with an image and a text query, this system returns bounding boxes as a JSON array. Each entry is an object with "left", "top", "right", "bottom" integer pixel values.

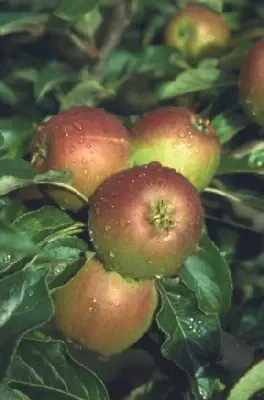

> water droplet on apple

[
  {"left": 104, "top": 225, "right": 111, "bottom": 231},
  {"left": 109, "top": 251, "right": 115, "bottom": 258},
  {"left": 82, "top": 157, "right": 87, "bottom": 165},
  {"left": 108, "top": 300, "right": 113, "bottom": 305},
  {"left": 70, "top": 146, "right": 76, "bottom": 153},
  {"left": 74, "top": 122, "right": 82, "bottom": 131},
  {"left": 84, "top": 169, "right": 89, "bottom": 175}
]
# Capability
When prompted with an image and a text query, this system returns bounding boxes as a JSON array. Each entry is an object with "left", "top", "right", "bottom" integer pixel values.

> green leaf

[
  {"left": 227, "top": 360, "right": 264, "bottom": 400},
  {"left": 217, "top": 152, "right": 264, "bottom": 175},
  {"left": 8, "top": 338, "right": 109, "bottom": 400},
  {"left": 0, "top": 12, "right": 49, "bottom": 36},
  {"left": 211, "top": 109, "right": 251, "bottom": 144},
  {"left": 0, "top": 206, "right": 81, "bottom": 275},
  {"left": 157, "top": 65, "right": 235, "bottom": 99},
  {"left": 0, "top": 81, "right": 20, "bottom": 105},
  {"left": 0, "top": 158, "right": 73, "bottom": 196},
  {"left": 29, "top": 236, "right": 92, "bottom": 289},
  {"left": 75, "top": 8, "right": 102, "bottom": 38},
  {"left": 0, "top": 117, "right": 36, "bottom": 159},
  {"left": 179, "top": 232, "right": 232, "bottom": 316},
  {"left": 60, "top": 80, "right": 112, "bottom": 109},
  {"left": 124, "top": 379, "right": 178, "bottom": 400},
  {"left": 0, "top": 219, "right": 39, "bottom": 254},
  {"left": 156, "top": 279, "right": 220, "bottom": 376},
  {"left": 0, "top": 265, "right": 53, "bottom": 378},
  {"left": 34, "top": 62, "right": 74, "bottom": 102},
  {"left": 55, "top": 0, "right": 99, "bottom": 22},
  {"left": 0, "top": 384, "right": 30, "bottom": 400},
  {"left": 137, "top": 46, "right": 188, "bottom": 75}
]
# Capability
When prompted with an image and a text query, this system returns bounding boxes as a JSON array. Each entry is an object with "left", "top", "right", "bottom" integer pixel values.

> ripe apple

[
  {"left": 164, "top": 4, "right": 231, "bottom": 65},
  {"left": 239, "top": 39, "right": 264, "bottom": 126},
  {"left": 30, "top": 106, "right": 132, "bottom": 211},
  {"left": 131, "top": 107, "right": 220, "bottom": 191},
  {"left": 54, "top": 258, "right": 158, "bottom": 357},
  {"left": 88, "top": 162, "right": 204, "bottom": 279}
]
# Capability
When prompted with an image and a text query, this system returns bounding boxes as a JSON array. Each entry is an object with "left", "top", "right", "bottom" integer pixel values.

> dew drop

[
  {"left": 84, "top": 169, "right": 89, "bottom": 175},
  {"left": 72, "top": 159, "right": 76, "bottom": 164},
  {"left": 86, "top": 143, "right": 91, "bottom": 148},
  {"left": 108, "top": 300, "right": 113, "bottom": 305},
  {"left": 109, "top": 251, "right": 115, "bottom": 258},
  {"left": 104, "top": 225, "right": 111, "bottom": 231},
  {"left": 74, "top": 122, "right": 82, "bottom": 131},
  {"left": 81, "top": 157, "right": 87, "bottom": 165},
  {"left": 88, "top": 306, "right": 93, "bottom": 312},
  {"left": 78, "top": 137, "right": 84, "bottom": 144},
  {"left": 70, "top": 146, "right": 76, "bottom": 153},
  {"left": 115, "top": 302, "right": 119, "bottom": 307},
  {"left": 92, "top": 298, "right": 97, "bottom": 303}
]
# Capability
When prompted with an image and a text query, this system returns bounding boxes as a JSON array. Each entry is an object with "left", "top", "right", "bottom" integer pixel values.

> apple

[
  {"left": 131, "top": 107, "right": 220, "bottom": 191},
  {"left": 239, "top": 39, "right": 264, "bottom": 126},
  {"left": 31, "top": 106, "right": 132, "bottom": 211},
  {"left": 54, "top": 258, "right": 158, "bottom": 357},
  {"left": 88, "top": 162, "right": 204, "bottom": 279},
  {"left": 164, "top": 4, "right": 230, "bottom": 65}
]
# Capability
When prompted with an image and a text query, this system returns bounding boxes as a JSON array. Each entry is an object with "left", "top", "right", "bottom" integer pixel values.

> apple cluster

[{"left": 30, "top": 103, "right": 220, "bottom": 357}]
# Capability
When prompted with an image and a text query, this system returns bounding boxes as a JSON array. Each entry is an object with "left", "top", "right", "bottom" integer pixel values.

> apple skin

[
  {"left": 131, "top": 107, "right": 220, "bottom": 192},
  {"left": 88, "top": 162, "right": 204, "bottom": 280},
  {"left": 239, "top": 39, "right": 264, "bottom": 126},
  {"left": 164, "top": 4, "right": 230, "bottom": 65},
  {"left": 31, "top": 106, "right": 132, "bottom": 211},
  {"left": 54, "top": 258, "right": 158, "bottom": 357}
]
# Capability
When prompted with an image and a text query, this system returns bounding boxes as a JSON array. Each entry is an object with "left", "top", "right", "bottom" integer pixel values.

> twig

[{"left": 93, "top": 1, "right": 129, "bottom": 80}]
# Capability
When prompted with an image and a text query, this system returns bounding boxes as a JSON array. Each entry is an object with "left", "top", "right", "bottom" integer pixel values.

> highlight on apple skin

[
  {"left": 54, "top": 258, "right": 158, "bottom": 357},
  {"left": 88, "top": 162, "right": 204, "bottom": 280},
  {"left": 30, "top": 106, "right": 132, "bottom": 211},
  {"left": 239, "top": 39, "right": 264, "bottom": 126},
  {"left": 131, "top": 106, "right": 220, "bottom": 192},
  {"left": 164, "top": 4, "right": 231, "bottom": 65}
]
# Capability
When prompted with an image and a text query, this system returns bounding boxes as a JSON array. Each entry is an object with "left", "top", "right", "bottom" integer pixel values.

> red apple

[
  {"left": 164, "top": 4, "right": 230, "bottom": 65},
  {"left": 31, "top": 106, "right": 132, "bottom": 211},
  {"left": 131, "top": 107, "right": 220, "bottom": 191},
  {"left": 88, "top": 162, "right": 204, "bottom": 279},
  {"left": 239, "top": 39, "right": 264, "bottom": 126},
  {"left": 54, "top": 258, "right": 158, "bottom": 357}
]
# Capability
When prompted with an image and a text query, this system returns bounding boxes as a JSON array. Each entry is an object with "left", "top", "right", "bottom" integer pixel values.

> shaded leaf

[
  {"left": 156, "top": 279, "right": 220, "bottom": 376},
  {"left": 179, "top": 232, "right": 232, "bottom": 316},
  {"left": 34, "top": 62, "right": 74, "bottom": 102},
  {"left": 8, "top": 338, "right": 109, "bottom": 400},
  {"left": 0, "top": 384, "right": 30, "bottom": 400},
  {"left": 0, "top": 206, "right": 81, "bottom": 275},
  {"left": 55, "top": 0, "right": 99, "bottom": 22},
  {"left": 0, "top": 265, "right": 53, "bottom": 378},
  {"left": 157, "top": 64, "right": 235, "bottom": 99},
  {"left": 217, "top": 153, "right": 264, "bottom": 175},
  {"left": 229, "top": 297, "right": 264, "bottom": 347},
  {"left": 212, "top": 109, "right": 251, "bottom": 144},
  {"left": 0, "top": 158, "right": 73, "bottom": 196},
  {"left": 0, "top": 12, "right": 48, "bottom": 36}
]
